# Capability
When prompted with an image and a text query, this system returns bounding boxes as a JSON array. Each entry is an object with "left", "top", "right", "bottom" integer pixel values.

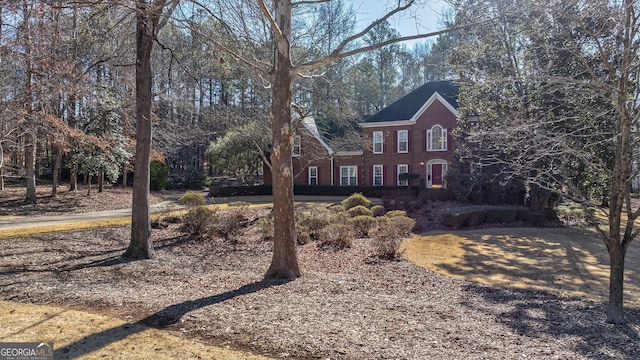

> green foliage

[
  {"left": 206, "top": 121, "right": 270, "bottom": 184},
  {"left": 341, "top": 193, "right": 372, "bottom": 210},
  {"left": 178, "top": 191, "right": 206, "bottom": 208},
  {"left": 187, "top": 168, "right": 209, "bottom": 189},
  {"left": 182, "top": 206, "right": 217, "bottom": 238},
  {"left": 347, "top": 205, "right": 373, "bottom": 217},
  {"left": 150, "top": 160, "right": 170, "bottom": 191},
  {"left": 347, "top": 215, "right": 377, "bottom": 236}
]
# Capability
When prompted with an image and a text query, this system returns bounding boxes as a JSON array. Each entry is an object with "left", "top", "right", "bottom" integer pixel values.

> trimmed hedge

[
  {"left": 442, "top": 205, "right": 538, "bottom": 229},
  {"left": 209, "top": 184, "right": 454, "bottom": 201}
]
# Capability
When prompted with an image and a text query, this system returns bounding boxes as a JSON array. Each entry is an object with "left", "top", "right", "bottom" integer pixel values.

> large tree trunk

[
  {"left": 70, "top": 167, "right": 77, "bottom": 191},
  {"left": 51, "top": 145, "right": 61, "bottom": 197},
  {"left": 22, "top": 1, "right": 36, "bottom": 204},
  {"left": 86, "top": 173, "right": 91, "bottom": 196},
  {"left": 98, "top": 171, "right": 104, "bottom": 193},
  {"left": 606, "top": 243, "right": 625, "bottom": 324},
  {"left": 124, "top": 0, "right": 156, "bottom": 259},
  {"left": 24, "top": 131, "right": 37, "bottom": 204},
  {"left": 264, "top": 0, "right": 301, "bottom": 280}
]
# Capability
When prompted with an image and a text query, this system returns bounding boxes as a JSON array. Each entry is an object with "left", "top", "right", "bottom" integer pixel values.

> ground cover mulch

[{"left": 0, "top": 188, "right": 639, "bottom": 359}]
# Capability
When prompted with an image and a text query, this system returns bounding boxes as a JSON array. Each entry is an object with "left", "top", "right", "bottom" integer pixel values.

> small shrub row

[{"left": 441, "top": 205, "right": 558, "bottom": 229}]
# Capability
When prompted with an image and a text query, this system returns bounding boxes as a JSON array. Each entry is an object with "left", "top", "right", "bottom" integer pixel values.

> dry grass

[
  {"left": 0, "top": 301, "right": 270, "bottom": 360},
  {"left": 403, "top": 227, "right": 640, "bottom": 309}
]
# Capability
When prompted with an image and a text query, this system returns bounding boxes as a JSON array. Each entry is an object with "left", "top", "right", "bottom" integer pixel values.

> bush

[
  {"left": 305, "top": 216, "right": 330, "bottom": 241},
  {"left": 228, "top": 201, "right": 250, "bottom": 207},
  {"left": 178, "top": 191, "right": 207, "bottom": 208},
  {"left": 389, "top": 216, "right": 416, "bottom": 236},
  {"left": 150, "top": 160, "right": 170, "bottom": 191},
  {"left": 319, "top": 224, "right": 354, "bottom": 249},
  {"left": 341, "top": 193, "right": 372, "bottom": 210},
  {"left": 182, "top": 206, "right": 217, "bottom": 238},
  {"left": 385, "top": 210, "right": 407, "bottom": 218},
  {"left": 296, "top": 224, "right": 311, "bottom": 245},
  {"left": 347, "top": 205, "right": 374, "bottom": 217},
  {"left": 370, "top": 225, "right": 404, "bottom": 260},
  {"left": 215, "top": 208, "right": 249, "bottom": 242},
  {"left": 256, "top": 216, "right": 274, "bottom": 241},
  {"left": 371, "top": 205, "right": 386, "bottom": 217},
  {"left": 348, "top": 215, "right": 377, "bottom": 236}
]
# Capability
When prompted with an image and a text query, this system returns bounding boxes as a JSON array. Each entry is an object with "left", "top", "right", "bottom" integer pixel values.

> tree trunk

[
  {"left": 124, "top": 0, "right": 156, "bottom": 259},
  {"left": 22, "top": 1, "right": 36, "bottom": 204},
  {"left": 25, "top": 131, "right": 37, "bottom": 204},
  {"left": 86, "top": 173, "right": 91, "bottom": 196},
  {"left": 70, "top": 167, "right": 77, "bottom": 191},
  {"left": 98, "top": 171, "right": 104, "bottom": 193},
  {"left": 606, "top": 243, "right": 625, "bottom": 324},
  {"left": 264, "top": 0, "right": 301, "bottom": 280},
  {"left": 51, "top": 145, "right": 61, "bottom": 197}
]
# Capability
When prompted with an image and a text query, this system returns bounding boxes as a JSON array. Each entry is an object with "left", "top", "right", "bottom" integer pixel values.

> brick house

[
  {"left": 359, "top": 81, "right": 459, "bottom": 188},
  {"left": 264, "top": 81, "right": 459, "bottom": 188}
]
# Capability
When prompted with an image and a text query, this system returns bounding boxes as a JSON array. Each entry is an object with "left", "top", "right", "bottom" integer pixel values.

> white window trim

[
  {"left": 397, "top": 164, "right": 409, "bottom": 186},
  {"left": 427, "top": 160, "right": 448, "bottom": 188},
  {"left": 292, "top": 135, "right": 301, "bottom": 157},
  {"left": 373, "top": 165, "right": 384, "bottom": 186},
  {"left": 339, "top": 166, "right": 358, "bottom": 186},
  {"left": 397, "top": 130, "right": 408, "bottom": 153},
  {"left": 308, "top": 166, "right": 318, "bottom": 185},
  {"left": 373, "top": 131, "right": 383, "bottom": 154},
  {"left": 427, "top": 125, "right": 447, "bottom": 152}
]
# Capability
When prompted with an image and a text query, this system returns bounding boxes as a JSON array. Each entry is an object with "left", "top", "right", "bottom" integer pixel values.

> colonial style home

[
  {"left": 359, "top": 80, "right": 459, "bottom": 188},
  {"left": 264, "top": 81, "right": 459, "bottom": 189}
]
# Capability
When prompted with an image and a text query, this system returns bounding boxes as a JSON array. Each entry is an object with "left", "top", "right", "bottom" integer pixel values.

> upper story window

[
  {"left": 292, "top": 135, "right": 301, "bottom": 157},
  {"left": 373, "top": 131, "right": 383, "bottom": 154},
  {"left": 397, "top": 130, "right": 408, "bottom": 153},
  {"left": 427, "top": 125, "right": 447, "bottom": 151}
]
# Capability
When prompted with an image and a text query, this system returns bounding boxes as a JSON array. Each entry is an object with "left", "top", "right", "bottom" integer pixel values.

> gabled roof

[
  {"left": 361, "top": 81, "right": 459, "bottom": 124},
  {"left": 300, "top": 116, "right": 334, "bottom": 155}
]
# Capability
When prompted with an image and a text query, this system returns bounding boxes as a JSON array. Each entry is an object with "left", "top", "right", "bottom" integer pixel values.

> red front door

[{"left": 431, "top": 164, "right": 443, "bottom": 188}]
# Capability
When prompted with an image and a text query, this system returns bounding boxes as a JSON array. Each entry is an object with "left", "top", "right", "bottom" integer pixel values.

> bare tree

[
  {"left": 251, "top": 0, "right": 479, "bottom": 279},
  {"left": 451, "top": 0, "right": 640, "bottom": 324},
  {"left": 124, "top": 0, "right": 178, "bottom": 259}
]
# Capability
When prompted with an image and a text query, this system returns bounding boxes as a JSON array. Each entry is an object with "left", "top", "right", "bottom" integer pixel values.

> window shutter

[
  {"left": 383, "top": 165, "right": 387, "bottom": 186},
  {"left": 394, "top": 131, "right": 398, "bottom": 153},
  {"left": 427, "top": 129, "right": 432, "bottom": 151},
  {"left": 423, "top": 129, "right": 427, "bottom": 152},
  {"left": 443, "top": 128, "right": 448, "bottom": 151},
  {"left": 305, "top": 167, "right": 309, "bottom": 184},
  {"left": 371, "top": 165, "right": 374, "bottom": 186}
]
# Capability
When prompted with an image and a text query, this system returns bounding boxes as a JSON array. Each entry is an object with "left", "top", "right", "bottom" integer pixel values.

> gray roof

[{"left": 363, "top": 81, "right": 459, "bottom": 123}]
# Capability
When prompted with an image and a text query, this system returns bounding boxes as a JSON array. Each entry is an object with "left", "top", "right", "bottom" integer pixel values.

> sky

[{"left": 349, "top": 0, "right": 450, "bottom": 47}]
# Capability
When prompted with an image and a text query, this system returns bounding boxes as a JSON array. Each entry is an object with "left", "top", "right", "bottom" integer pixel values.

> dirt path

[{"left": 402, "top": 227, "right": 640, "bottom": 309}]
